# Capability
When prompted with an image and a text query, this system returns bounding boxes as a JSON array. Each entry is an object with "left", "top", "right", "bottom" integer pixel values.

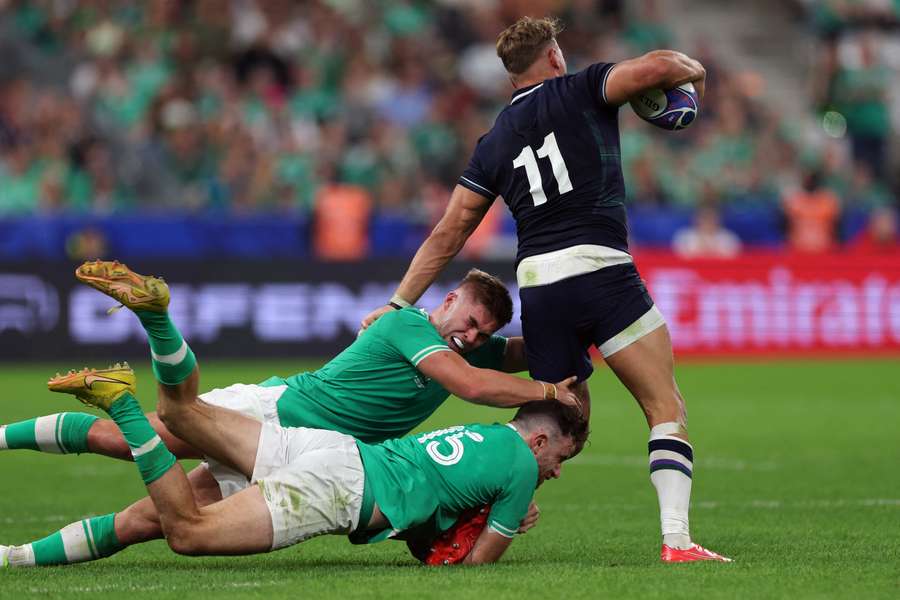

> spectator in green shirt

[{"left": 832, "top": 34, "right": 891, "bottom": 180}]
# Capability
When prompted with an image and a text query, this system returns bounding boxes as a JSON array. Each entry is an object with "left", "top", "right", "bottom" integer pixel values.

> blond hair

[{"left": 496, "top": 16, "right": 564, "bottom": 75}]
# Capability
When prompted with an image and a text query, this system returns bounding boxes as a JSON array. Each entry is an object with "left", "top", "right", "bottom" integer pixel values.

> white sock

[
  {"left": 7, "top": 543, "right": 35, "bottom": 567},
  {"left": 648, "top": 422, "right": 693, "bottom": 550}
]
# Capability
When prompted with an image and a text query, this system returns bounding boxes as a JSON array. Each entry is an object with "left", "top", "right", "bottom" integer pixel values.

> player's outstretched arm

[
  {"left": 463, "top": 529, "right": 513, "bottom": 565},
  {"left": 604, "top": 50, "right": 706, "bottom": 106},
  {"left": 417, "top": 349, "right": 580, "bottom": 410},
  {"left": 360, "top": 185, "right": 492, "bottom": 329}
]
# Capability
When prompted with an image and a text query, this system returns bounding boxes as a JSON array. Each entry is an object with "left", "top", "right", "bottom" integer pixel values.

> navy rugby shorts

[{"left": 519, "top": 262, "right": 655, "bottom": 382}]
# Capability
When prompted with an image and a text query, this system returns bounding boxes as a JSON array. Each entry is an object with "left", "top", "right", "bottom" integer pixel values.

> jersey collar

[{"left": 510, "top": 82, "right": 544, "bottom": 104}]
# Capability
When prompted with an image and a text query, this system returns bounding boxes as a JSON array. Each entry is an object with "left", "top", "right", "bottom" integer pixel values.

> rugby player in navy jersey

[{"left": 362, "top": 16, "right": 730, "bottom": 562}]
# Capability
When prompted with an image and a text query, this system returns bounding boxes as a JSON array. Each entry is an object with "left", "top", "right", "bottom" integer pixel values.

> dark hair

[
  {"left": 512, "top": 401, "right": 589, "bottom": 455},
  {"left": 496, "top": 16, "right": 564, "bottom": 75},
  {"left": 459, "top": 268, "right": 513, "bottom": 328}
]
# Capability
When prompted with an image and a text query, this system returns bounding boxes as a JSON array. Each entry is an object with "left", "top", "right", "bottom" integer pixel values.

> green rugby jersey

[
  {"left": 259, "top": 307, "right": 508, "bottom": 443},
  {"left": 352, "top": 422, "right": 538, "bottom": 543}
]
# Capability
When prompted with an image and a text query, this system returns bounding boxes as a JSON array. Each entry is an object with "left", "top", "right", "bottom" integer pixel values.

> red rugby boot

[{"left": 661, "top": 543, "right": 732, "bottom": 563}]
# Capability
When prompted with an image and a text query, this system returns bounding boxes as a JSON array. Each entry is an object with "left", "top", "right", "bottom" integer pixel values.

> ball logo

[
  {"left": 630, "top": 83, "right": 698, "bottom": 131},
  {"left": 631, "top": 89, "right": 667, "bottom": 118},
  {"left": 639, "top": 96, "right": 660, "bottom": 112}
]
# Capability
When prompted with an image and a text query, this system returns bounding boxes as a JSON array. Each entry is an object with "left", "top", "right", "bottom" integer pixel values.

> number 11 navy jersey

[{"left": 459, "top": 62, "right": 628, "bottom": 265}]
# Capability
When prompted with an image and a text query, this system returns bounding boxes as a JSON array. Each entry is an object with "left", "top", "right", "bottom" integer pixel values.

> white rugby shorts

[
  {"left": 253, "top": 423, "right": 366, "bottom": 550},
  {"left": 197, "top": 383, "right": 286, "bottom": 498}
]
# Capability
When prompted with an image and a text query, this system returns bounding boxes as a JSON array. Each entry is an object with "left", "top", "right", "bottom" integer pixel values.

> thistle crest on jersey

[{"left": 630, "top": 82, "right": 699, "bottom": 131}]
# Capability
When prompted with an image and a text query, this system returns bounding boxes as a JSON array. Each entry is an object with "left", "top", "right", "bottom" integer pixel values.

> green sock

[
  {"left": 0, "top": 413, "right": 98, "bottom": 454},
  {"left": 7, "top": 513, "right": 124, "bottom": 567},
  {"left": 106, "top": 392, "right": 176, "bottom": 485},
  {"left": 134, "top": 310, "right": 196, "bottom": 385}
]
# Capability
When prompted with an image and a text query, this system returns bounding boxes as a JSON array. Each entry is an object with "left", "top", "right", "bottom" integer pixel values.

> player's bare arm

[
  {"left": 361, "top": 185, "right": 492, "bottom": 328},
  {"left": 604, "top": 50, "right": 706, "bottom": 106},
  {"left": 417, "top": 349, "right": 579, "bottom": 410},
  {"left": 463, "top": 529, "right": 514, "bottom": 565}
]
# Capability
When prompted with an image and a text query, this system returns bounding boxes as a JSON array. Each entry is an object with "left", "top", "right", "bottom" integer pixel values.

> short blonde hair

[{"left": 496, "top": 16, "right": 564, "bottom": 75}]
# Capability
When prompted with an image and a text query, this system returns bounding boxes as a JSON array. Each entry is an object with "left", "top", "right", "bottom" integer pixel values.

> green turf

[{"left": 1, "top": 359, "right": 898, "bottom": 599}]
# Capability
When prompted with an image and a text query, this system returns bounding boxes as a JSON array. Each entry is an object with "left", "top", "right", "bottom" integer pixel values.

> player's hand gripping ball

[{"left": 629, "top": 81, "right": 699, "bottom": 131}]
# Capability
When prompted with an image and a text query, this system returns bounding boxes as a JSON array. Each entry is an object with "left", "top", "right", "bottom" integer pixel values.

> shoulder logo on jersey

[{"left": 412, "top": 374, "right": 431, "bottom": 389}]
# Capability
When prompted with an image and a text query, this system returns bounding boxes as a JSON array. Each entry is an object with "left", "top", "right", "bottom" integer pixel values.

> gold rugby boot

[
  {"left": 75, "top": 260, "right": 169, "bottom": 313},
  {"left": 48, "top": 363, "right": 136, "bottom": 411}
]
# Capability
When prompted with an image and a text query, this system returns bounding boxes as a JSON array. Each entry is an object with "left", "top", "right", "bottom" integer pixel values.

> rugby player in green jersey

[
  {"left": 4, "top": 364, "right": 585, "bottom": 567},
  {"left": 0, "top": 261, "right": 580, "bottom": 567}
]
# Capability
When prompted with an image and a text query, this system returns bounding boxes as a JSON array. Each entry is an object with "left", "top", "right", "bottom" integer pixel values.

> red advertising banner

[{"left": 634, "top": 251, "right": 900, "bottom": 357}]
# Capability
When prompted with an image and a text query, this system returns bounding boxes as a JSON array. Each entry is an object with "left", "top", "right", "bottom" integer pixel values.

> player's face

[
  {"left": 535, "top": 435, "right": 576, "bottom": 487},
  {"left": 436, "top": 291, "right": 499, "bottom": 355}
]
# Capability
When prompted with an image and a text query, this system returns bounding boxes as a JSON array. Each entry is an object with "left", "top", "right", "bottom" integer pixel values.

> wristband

[
  {"left": 540, "top": 381, "right": 557, "bottom": 401},
  {"left": 390, "top": 294, "right": 411, "bottom": 309}
]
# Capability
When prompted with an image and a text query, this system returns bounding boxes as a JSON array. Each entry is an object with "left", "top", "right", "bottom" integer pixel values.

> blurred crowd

[{"left": 0, "top": 0, "right": 897, "bottom": 258}]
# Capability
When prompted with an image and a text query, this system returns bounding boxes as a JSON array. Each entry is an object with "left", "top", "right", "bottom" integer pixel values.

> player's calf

[{"left": 85, "top": 418, "right": 141, "bottom": 460}]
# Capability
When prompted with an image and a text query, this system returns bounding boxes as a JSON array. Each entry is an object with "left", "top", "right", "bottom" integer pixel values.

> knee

[
  {"left": 163, "top": 519, "right": 205, "bottom": 556},
  {"left": 166, "top": 534, "right": 201, "bottom": 556}
]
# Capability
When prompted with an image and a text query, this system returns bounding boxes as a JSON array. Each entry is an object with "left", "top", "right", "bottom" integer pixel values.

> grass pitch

[{"left": 1, "top": 358, "right": 898, "bottom": 599}]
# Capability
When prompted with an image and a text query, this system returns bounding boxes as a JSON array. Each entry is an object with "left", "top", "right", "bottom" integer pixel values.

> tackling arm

[
  {"left": 463, "top": 528, "right": 514, "bottom": 565},
  {"left": 395, "top": 185, "right": 492, "bottom": 300},
  {"left": 604, "top": 50, "right": 706, "bottom": 106},
  {"left": 417, "top": 349, "right": 578, "bottom": 409}
]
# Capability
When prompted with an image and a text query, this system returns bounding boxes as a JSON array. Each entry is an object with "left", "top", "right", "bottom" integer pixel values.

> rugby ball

[{"left": 629, "top": 82, "right": 699, "bottom": 131}]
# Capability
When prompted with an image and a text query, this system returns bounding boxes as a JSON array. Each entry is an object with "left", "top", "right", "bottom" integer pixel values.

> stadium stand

[{"left": 0, "top": 0, "right": 896, "bottom": 259}]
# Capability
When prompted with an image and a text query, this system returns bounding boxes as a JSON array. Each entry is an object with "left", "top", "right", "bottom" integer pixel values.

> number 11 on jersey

[{"left": 512, "top": 131, "right": 573, "bottom": 207}]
